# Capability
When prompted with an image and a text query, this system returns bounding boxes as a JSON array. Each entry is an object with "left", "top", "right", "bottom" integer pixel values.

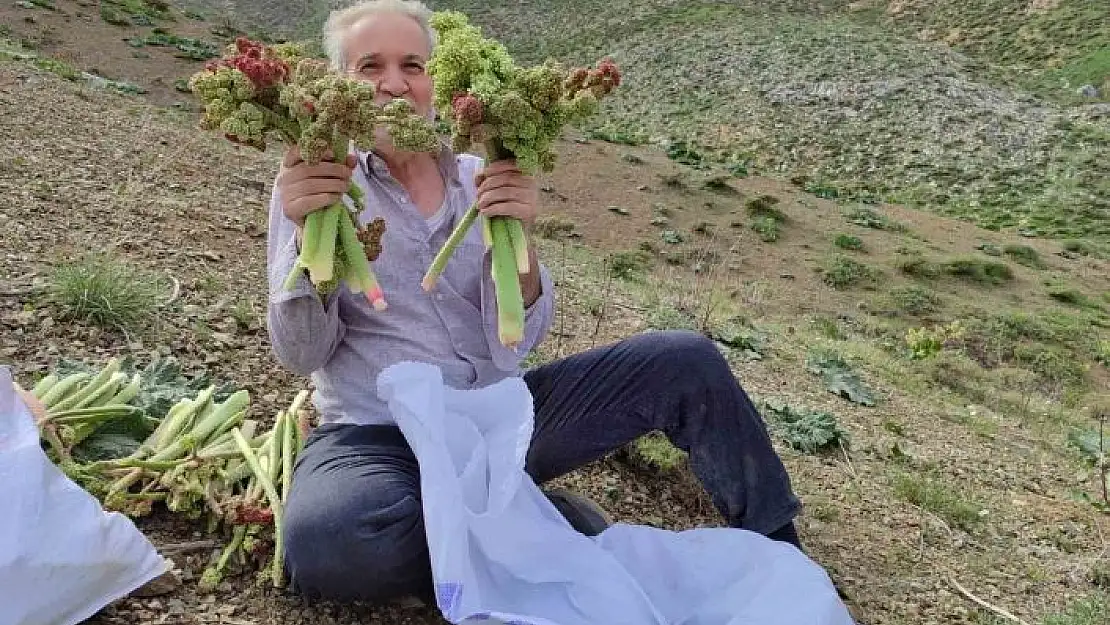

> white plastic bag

[
  {"left": 377, "top": 361, "right": 857, "bottom": 625},
  {"left": 0, "top": 366, "right": 167, "bottom": 625}
]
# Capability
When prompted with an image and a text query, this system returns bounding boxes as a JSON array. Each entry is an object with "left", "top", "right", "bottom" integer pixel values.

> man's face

[{"left": 343, "top": 12, "right": 434, "bottom": 119}]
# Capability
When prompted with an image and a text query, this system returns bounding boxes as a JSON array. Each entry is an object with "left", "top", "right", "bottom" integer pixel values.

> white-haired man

[{"left": 267, "top": 0, "right": 803, "bottom": 605}]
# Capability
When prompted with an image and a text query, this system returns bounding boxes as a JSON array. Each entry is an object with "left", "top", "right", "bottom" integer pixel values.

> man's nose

[{"left": 376, "top": 67, "right": 409, "bottom": 96}]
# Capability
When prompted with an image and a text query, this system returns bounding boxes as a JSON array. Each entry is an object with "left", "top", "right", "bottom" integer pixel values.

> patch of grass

[
  {"left": 833, "top": 233, "right": 864, "bottom": 251},
  {"left": 942, "top": 257, "right": 1015, "bottom": 285},
  {"left": 899, "top": 255, "right": 1014, "bottom": 285},
  {"left": 922, "top": 351, "right": 989, "bottom": 404},
  {"left": 820, "top": 255, "right": 877, "bottom": 289},
  {"left": 608, "top": 249, "right": 653, "bottom": 280},
  {"left": 533, "top": 215, "right": 576, "bottom": 239},
  {"left": 99, "top": 6, "right": 132, "bottom": 27},
  {"left": 745, "top": 194, "right": 785, "bottom": 221},
  {"left": 628, "top": 431, "right": 687, "bottom": 472},
  {"left": 845, "top": 206, "right": 905, "bottom": 232},
  {"left": 891, "top": 471, "right": 984, "bottom": 533},
  {"left": 1041, "top": 593, "right": 1110, "bottom": 625},
  {"left": 46, "top": 254, "right": 165, "bottom": 331},
  {"left": 139, "top": 29, "right": 219, "bottom": 60},
  {"left": 889, "top": 285, "right": 941, "bottom": 316},
  {"left": 1061, "top": 239, "right": 1108, "bottom": 259},
  {"left": 750, "top": 215, "right": 781, "bottom": 242},
  {"left": 1003, "top": 244, "right": 1046, "bottom": 269},
  {"left": 813, "top": 316, "right": 845, "bottom": 340},
  {"left": 1048, "top": 286, "right": 1101, "bottom": 310},
  {"left": 32, "top": 56, "right": 78, "bottom": 80},
  {"left": 644, "top": 302, "right": 698, "bottom": 332}
]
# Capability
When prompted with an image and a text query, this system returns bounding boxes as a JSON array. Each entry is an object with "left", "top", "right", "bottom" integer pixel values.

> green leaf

[
  {"left": 805, "top": 349, "right": 877, "bottom": 407},
  {"left": 761, "top": 400, "right": 849, "bottom": 454}
]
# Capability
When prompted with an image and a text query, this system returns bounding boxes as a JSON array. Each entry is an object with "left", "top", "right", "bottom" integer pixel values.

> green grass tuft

[
  {"left": 891, "top": 471, "right": 984, "bottom": 532},
  {"left": 46, "top": 254, "right": 166, "bottom": 331},
  {"left": 821, "top": 255, "right": 877, "bottom": 289}
]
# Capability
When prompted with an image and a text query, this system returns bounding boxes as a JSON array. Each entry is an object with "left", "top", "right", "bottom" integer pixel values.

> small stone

[{"left": 1077, "top": 84, "right": 1101, "bottom": 98}]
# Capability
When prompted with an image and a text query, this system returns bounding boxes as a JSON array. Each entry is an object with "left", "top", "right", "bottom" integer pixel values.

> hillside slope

[{"left": 1, "top": 2, "right": 1109, "bottom": 625}]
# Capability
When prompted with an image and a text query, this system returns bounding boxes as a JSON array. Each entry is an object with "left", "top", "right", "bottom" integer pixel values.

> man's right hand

[{"left": 277, "top": 145, "right": 358, "bottom": 235}]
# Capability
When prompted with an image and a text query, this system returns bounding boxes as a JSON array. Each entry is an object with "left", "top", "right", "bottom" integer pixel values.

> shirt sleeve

[
  {"left": 479, "top": 248, "right": 556, "bottom": 371},
  {"left": 265, "top": 183, "right": 346, "bottom": 376}
]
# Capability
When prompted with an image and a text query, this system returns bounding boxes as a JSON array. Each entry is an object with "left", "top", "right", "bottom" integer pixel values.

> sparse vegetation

[
  {"left": 45, "top": 254, "right": 166, "bottom": 331},
  {"left": 1, "top": 2, "right": 1108, "bottom": 624},
  {"left": 899, "top": 255, "right": 1015, "bottom": 285},
  {"left": 891, "top": 471, "right": 984, "bottom": 533},
  {"left": 1003, "top": 244, "right": 1046, "bottom": 269},
  {"left": 833, "top": 233, "right": 863, "bottom": 251},
  {"left": 761, "top": 400, "right": 849, "bottom": 454},
  {"left": 889, "top": 285, "right": 941, "bottom": 316},
  {"left": 821, "top": 255, "right": 877, "bottom": 289}
]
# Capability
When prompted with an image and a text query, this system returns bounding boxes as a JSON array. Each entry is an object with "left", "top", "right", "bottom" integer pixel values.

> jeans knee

[
  {"left": 283, "top": 488, "right": 430, "bottom": 602},
  {"left": 638, "top": 329, "right": 730, "bottom": 378}
]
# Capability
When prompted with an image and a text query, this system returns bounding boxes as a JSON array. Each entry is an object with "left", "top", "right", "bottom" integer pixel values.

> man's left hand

[{"left": 474, "top": 160, "right": 539, "bottom": 227}]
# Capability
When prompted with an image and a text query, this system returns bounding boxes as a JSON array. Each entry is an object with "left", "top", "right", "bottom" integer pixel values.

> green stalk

[
  {"left": 286, "top": 390, "right": 309, "bottom": 453},
  {"left": 421, "top": 202, "right": 479, "bottom": 291},
  {"left": 421, "top": 139, "right": 515, "bottom": 290},
  {"left": 504, "top": 217, "right": 531, "bottom": 274},
  {"left": 93, "top": 458, "right": 191, "bottom": 472},
  {"left": 39, "top": 372, "right": 90, "bottom": 407},
  {"left": 199, "top": 408, "right": 246, "bottom": 450},
  {"left": 148, "top": 390, "right": 249, "bottom": 463},
  {"left": 281, "top": 408, "right": 295, "bottom": 505},
  {"left": 32, "top": 373, "right": 59, "bottom": 397},
  {"left": 283, "top": 206, "right": 325, "bottom": 290},
  {"left": 306, "top": 203, "right": 340, "bottom": 283},
  {"left": 51, "top": 358, "right": 121, "bottom": 412},
  {"left": 71, "top": 372, "right": 128, "bottom": 410},
  {"left": 268, "top": 414, "right": 284, "bottom": 487},
  {"left": 47, "top": 404, "right": 143, "bottom": 423},
  {"left": 480, "top": 213, "right": 494, "bottom": 249},
  {"left": 336, "top": 203, "right": 387, "bottom": 310},
  {"left": 489, "top": 217, "right": 526, "bottom": 347},
  {"left": 230, "top": 428, "right": 285, "bottom": 588},
  {"left": 105, "top": 373, "right": 142, "bottom": 406}
]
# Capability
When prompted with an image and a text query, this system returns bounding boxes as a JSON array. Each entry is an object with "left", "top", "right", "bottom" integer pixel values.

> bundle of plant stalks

[
  {"left": 418, "top": 10, "right": 621, "bottom": 346},
  {"left": 29, "top": 357, "right": 313, "bottom": 590},
  {"left": 188, "top": 37, "right": 441, "bottom": 307}
]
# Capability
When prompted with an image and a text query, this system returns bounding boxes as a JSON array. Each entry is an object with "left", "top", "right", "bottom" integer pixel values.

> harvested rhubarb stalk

[
  {"left": 419, "top": 11, "right": 621, "bottom": 345},
  {"left": 188, "top": 38, "right": 440, "bottom": 309}
]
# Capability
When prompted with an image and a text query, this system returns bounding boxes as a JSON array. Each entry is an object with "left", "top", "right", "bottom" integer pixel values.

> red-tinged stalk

[
  {"left": 231, "top": 427, "right": 286, "bottom": 588},
  {"left": 422, "top": 202, "right": 479, "bottom": 291},
  {"left": 336, "top": 202, "right": 387, "bottom": 310},
  {"left": 489, "top": 217, "right": 525, "bottom": 347}
]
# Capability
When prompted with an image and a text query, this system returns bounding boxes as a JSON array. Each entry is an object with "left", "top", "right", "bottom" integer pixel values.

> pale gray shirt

[{"left": 265, "top": 143, "right": 555, "bottom": 426}]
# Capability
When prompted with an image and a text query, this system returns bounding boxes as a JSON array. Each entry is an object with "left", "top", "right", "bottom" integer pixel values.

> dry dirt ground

[{"left": 2, "top": 6, "right": 1110, "bottom": 624}]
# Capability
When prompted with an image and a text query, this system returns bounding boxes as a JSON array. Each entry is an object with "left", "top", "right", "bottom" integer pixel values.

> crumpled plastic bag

[
  {"left": 377, "top": 361, "right": 857, "bottom": 625},
  {"left": 0, "top": 366, "right": 167, "bottom": 625}
]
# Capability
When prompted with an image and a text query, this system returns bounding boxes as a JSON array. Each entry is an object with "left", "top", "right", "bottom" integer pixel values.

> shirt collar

[{"left": 360, "top": 140, "right": 462, "bottom": 187}]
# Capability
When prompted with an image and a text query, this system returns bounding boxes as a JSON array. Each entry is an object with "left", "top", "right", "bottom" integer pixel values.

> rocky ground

[{"left": 2, "top": 1, "right": 1110, "bottom": 624}]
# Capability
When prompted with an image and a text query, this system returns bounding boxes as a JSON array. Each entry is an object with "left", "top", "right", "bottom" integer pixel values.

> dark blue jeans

[{"left": 282, "top": 330, "right": 802, "bottom": 603}]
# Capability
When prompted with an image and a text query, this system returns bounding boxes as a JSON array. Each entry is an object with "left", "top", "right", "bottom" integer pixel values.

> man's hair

[{"left": 323, "top": 0, "right": 436, "bottom": 71}]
